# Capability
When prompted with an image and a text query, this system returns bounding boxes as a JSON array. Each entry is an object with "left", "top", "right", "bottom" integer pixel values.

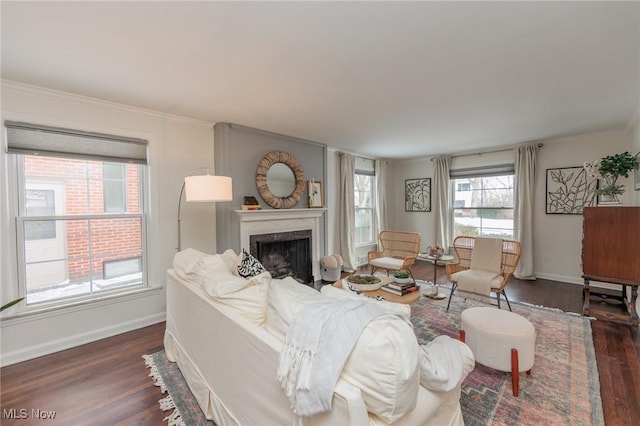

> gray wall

[{"left": 214, "top": 123, "right": 327, "bottom": 255}]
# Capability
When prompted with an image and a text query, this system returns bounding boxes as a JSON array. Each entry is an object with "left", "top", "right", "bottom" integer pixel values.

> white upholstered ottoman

[{"left": 460, "top": 307, "right": 536, "bottom": 397}]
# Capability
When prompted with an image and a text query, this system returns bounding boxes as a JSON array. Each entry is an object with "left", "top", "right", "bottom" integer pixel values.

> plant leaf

[{"left": 1, "top": 297, "right": 25, "bottom": 312}]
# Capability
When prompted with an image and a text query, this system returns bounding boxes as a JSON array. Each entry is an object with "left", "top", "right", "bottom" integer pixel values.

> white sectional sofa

[{"left": 164, "top": 249, "right": 474, "bottom": 425}]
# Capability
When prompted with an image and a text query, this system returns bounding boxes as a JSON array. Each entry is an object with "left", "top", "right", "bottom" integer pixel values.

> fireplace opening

[{"left": 250, "top": 230, "right": 312, "bottom": 284}]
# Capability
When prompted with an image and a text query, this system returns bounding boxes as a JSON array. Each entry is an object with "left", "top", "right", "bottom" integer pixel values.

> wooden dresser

[{"left": 582, "top": 206, "right": 640, "bottom": 326}]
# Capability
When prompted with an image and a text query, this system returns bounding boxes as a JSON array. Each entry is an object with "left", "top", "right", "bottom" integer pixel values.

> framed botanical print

[
  {"left": 405, "top": 178, "right": 431, "bottom": 212},
  {"left": 545, "top": 166, "right": 597, "bottom": 214},
  {"left": 307, "top": 180, "right": 323, "bottom": 208}
]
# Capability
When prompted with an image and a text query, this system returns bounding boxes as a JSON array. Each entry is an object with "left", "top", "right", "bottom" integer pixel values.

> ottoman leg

[
  {"left": 459, "top": 330, "right": 466, "bottom": 343},
  {"left": 511, "top": 348, "right": 519, "bottom": 397}
]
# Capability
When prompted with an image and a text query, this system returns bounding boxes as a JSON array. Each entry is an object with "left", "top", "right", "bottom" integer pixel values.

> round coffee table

[{"left": 332, "top": 277, "right": 421, "bottom": 304}]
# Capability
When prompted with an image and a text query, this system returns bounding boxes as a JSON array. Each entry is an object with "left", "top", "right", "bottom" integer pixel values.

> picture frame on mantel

[{"left": 308, "top": 180, "right": 323, "bottom": 208}]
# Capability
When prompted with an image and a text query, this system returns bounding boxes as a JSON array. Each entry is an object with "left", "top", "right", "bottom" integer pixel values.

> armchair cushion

[
  {"left": 369, "top": 257, "right": 406, "bottom": 271},
  {"left": 452, "top": 270, "right": 499, "bottom": 303},
  {"left": 450, "top": 269, "right": 503, "bottom": 292}
]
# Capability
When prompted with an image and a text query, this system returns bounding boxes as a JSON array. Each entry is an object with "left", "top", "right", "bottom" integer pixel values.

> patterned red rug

[{"left": 412, "top": 293, "right": 604, "bottom": 426}]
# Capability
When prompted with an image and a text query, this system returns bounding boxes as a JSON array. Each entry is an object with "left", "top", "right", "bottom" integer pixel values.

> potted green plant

[
  {"left": 584, "top": 151, "right": 639, "bottom": 203},
  {"left": 393, "top": 270, "right": 412, "bottom": 284}
]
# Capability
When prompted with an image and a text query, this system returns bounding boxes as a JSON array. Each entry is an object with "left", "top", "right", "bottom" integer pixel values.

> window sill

[{"left": 0, "top": 286, "right": 163, "bottom": 326}]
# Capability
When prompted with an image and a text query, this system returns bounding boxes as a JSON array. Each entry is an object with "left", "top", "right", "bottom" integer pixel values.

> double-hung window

[
  {"left": 451, "top": 164, "right": 515, "bottom": 239},
  {"left": 354, "top": 158, "right": 376, "bottom": 248},
  {"left": 5, "top": 121, "right": 148, "bottom": 308}
]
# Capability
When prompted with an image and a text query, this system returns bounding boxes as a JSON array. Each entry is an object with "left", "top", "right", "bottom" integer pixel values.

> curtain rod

[{"left": 430, "top": 143, "right": 543, "bottom": 161}]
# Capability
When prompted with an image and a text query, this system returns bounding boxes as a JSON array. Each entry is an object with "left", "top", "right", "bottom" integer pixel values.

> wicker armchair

[
  {"left": 368, "top": 231, "right": 421, "bottom": 281},
  {"left": 445, "top": 236, "right": 521, "bottom": 311}
]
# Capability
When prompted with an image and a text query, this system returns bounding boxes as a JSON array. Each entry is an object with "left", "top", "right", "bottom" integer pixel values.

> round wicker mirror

[{"left": 256, "top": 151, "right": 304, "bottom": 209}]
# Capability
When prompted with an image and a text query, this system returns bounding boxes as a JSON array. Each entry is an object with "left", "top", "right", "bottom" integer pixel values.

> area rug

[
  {"left": 413, "top": 293, "right": 604, "bottom": 426},
  {"left": 143, "top": 352, "right": 213, "bottom": 425},
  {"left": 144, "top": 294, "right": 603, "bottom": 426}
]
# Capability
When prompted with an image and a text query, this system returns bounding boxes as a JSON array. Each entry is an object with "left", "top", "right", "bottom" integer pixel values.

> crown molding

[{"left": 1, "top": 79, "right": 213, "bottom": 127}]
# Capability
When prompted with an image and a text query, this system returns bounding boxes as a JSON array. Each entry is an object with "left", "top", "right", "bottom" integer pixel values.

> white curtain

[
  {"left": 339, "top": 152, "right": 357, "bottom": 271},
  {"left": 514, "top": 144, "right": 539, "bottom": 279},
  {"left": 434, "top": 156, "right": 452, "bottom": 252},
  {"left": 374, "top": 159, "right": 388, "bottom": 233}
]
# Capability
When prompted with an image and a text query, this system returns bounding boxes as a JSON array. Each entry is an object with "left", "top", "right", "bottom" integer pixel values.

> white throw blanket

[{"left": 277, "top": 299, "right": 386, "bottom": 417}]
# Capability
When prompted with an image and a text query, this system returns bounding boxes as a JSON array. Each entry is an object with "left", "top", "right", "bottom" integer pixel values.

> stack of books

[
  {"left": 380, "top": 281, "right": 418, "bottom": 296},
  {"left": 242, "top": 196, "right": 262, "bottom": 211}
]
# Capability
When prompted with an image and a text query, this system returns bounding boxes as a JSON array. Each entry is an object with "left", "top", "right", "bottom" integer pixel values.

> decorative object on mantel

[
  {"left": 256, "top": 151, "right": 304, "bottom": 209},
  {"left": 584, "top": 151, "right": 640, "bottom": 204},
  {"left": 307, "top": 179, "right": 323, "bottom": 208},
  {"left": 545, "top": 166, "right": 597, "bottom": 214},
  {"left": 405, "top": 178, "right": 431, "bottom": 212},
  {"left": 242, "top": 196, "right": 262, "bottom": 210},
  {"left": 177, "top": 168, "right": 232, "bottom": 251}
]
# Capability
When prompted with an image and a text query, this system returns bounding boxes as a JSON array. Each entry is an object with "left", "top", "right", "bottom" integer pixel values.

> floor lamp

[{"left": 177, "top": 168, "right": 232, "bottom": 251}]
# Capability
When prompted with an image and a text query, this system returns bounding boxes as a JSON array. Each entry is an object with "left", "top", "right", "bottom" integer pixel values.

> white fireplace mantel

[{"left": 234, "top": 208, "right": 327, "bottom": 281}]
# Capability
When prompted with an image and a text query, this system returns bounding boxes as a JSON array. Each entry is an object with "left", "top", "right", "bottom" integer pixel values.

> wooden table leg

[
  {"left": 627, "top": 285, "right": 639, "bottom": 327},
  {"left": 582, "top": 277, "right": 591, "bottom": 316},
  {"left": 511, "top": 348, "right": 520, "bottom": 397}
]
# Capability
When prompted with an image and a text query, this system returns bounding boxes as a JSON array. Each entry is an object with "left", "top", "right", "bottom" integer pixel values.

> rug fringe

[
  {"left": 143, "top": 354, "right": 187, "bottom": 426},
  {"left": 142, "top": 354, "right": 167, "bottom": 393},
  {"left": 514, "top": 301, "right": 594, "bottom": 319},
  {"left": 159, "top": 394, "right": 176, "bottom": 411},
  {"left": 160, "top": 395, "right": 186, "bottom": 426}
]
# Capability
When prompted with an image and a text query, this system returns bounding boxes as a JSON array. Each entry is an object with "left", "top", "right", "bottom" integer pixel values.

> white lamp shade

[{"left": 184, "top": 175, "right": 233, "bottom": 202}]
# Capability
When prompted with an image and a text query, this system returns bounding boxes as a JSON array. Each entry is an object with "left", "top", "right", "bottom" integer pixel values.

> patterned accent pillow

[{"left": 237, "top": 249, "right": 267, "bottom": 278}]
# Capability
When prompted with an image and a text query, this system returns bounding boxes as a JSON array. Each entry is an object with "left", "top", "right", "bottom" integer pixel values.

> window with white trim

[
  {"left": 451, "top": 165, "right": 515, "bottom": 239},
  {"left": 354, "top": 172, "right": 375, "bottom": 246},
  {"left": 5, "top": 121, "right": 148, "bottom": 307},
  {"left": 354, "top": 157, "right": 377, "bottom": 249}
]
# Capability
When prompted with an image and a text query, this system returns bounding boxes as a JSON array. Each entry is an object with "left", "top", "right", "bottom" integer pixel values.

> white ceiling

[{"left": 2, "top": 1, "right": 639, "bottom": 159}]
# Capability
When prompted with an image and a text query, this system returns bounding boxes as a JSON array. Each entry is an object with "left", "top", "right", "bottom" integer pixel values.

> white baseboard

[
  {"left": 534, "top": 272, "right": 583, "bottom": 285},
  {"left": 534, "top": 273, "right": 625, "bottom": 292},
  {"left": 1, "top": 312, "right": 166, "bottom": 366}
]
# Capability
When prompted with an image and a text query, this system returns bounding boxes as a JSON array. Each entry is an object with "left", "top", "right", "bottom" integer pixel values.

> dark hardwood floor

[
  {"left": 1, "top": 260, "right": 638, "bottom": 425},
  {"left": 1, "top": 323, "right": 166, "bottom": 425}
]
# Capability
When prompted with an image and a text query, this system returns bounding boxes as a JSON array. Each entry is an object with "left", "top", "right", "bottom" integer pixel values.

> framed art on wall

[
  {"left": 405, "top": 178, "right": 431, "bottom": 212},
  {"left": 307, "top": 180, "right": 323, "bottom": 208},
  {"left": 545, "top": 166, "right": 598, "bottom": 214}
]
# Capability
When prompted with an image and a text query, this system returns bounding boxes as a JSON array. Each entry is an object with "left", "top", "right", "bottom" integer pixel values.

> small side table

[{"left": 418, "top": 254, "right": 455, "bottom": 284}]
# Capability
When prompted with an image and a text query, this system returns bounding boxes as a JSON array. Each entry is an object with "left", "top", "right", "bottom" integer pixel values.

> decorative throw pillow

[{"left": 237, "top": 248, "right": 267, "bottom": 278}]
